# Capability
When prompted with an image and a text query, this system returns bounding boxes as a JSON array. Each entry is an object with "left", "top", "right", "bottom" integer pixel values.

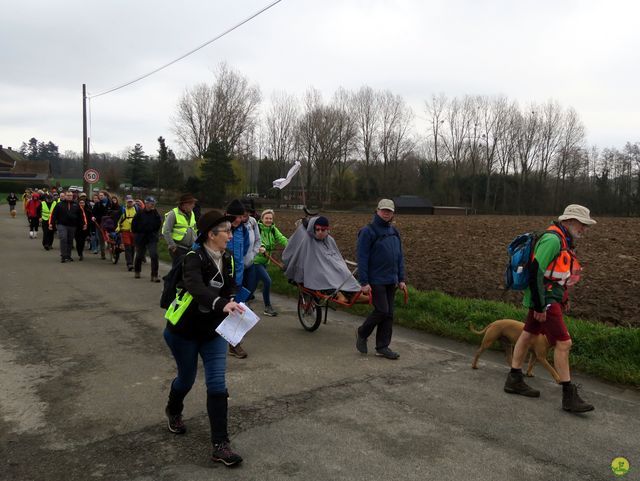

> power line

[{"left": 89, "top": 0, "right": 283, "bottom": 99}]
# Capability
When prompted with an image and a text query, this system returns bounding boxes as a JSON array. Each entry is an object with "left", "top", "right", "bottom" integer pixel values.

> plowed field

[{"left": 272, "top": 211, "right": 640, "bottom": 327}]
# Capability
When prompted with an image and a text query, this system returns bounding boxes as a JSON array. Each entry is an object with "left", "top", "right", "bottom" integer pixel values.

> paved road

[{"left": 0, "top": 214, "right": 638, "bottom": 481}]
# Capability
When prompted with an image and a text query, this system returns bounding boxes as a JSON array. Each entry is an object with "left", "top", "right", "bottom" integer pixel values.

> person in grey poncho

[{"left": 282, "top": 216, "right": 361, "bottom": 298}]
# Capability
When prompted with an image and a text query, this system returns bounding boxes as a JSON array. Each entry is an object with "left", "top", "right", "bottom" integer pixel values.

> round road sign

[{"left": 84, "top": 169, "right": 100, "bottom": 184}]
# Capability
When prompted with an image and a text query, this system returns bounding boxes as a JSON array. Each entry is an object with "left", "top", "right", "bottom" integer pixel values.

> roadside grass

[
  {"left": 157, "top": 241, "right": 640, "bottom": 387},
  {"left": 266, "top": 265, "right": 640, "bottom": 387}
]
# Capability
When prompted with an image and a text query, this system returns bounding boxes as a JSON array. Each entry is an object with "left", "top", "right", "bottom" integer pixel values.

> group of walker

[{"left": 12, "top": 188, "right": 598, "bottom": 466}]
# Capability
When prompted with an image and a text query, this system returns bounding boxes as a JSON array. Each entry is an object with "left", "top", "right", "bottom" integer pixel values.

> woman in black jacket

[{"left": 163, "top": 210, "right": 245, "bottom": 466}]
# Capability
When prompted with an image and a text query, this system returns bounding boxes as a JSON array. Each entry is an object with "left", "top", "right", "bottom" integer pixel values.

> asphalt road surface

[{"left": 1, "top": 213, "right": 638, "bottom": 481}]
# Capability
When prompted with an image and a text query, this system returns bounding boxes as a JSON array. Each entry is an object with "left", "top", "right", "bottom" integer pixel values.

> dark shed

[{"left": 392, "top": 195, "right": 434, "bottom": 215}]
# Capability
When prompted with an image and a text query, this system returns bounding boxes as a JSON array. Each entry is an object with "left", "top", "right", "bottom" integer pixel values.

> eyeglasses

[{"left": 213, "top": 227, "right": 232, "bottom": 234}]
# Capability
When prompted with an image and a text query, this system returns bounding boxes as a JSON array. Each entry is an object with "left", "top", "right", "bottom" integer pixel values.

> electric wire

[{"left": 89, "top": 0, "right": 283, "bottom": 99}]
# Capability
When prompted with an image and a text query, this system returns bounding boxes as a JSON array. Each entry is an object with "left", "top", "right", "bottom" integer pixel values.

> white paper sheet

[{"left": 215, "top": 303, "right": 260, "bottom": 347}]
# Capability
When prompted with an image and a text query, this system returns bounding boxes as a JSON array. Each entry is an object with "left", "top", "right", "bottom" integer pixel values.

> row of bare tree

[{"left": 170, "top": 64, "right": 640, "bottom": 215}]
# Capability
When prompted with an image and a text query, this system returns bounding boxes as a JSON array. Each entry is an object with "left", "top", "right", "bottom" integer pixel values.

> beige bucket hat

[{"left": 558, "top": 204, "right": 597, "bottom": 225}]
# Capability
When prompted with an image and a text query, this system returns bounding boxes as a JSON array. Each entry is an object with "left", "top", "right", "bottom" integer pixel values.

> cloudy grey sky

[{"left": 1, "top": 0, "right": 639, "bottom": 157}]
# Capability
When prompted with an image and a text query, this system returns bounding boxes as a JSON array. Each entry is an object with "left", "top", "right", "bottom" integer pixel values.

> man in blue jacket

[{"left": 355, "top": 199, "right": 406, "bottom": 359}]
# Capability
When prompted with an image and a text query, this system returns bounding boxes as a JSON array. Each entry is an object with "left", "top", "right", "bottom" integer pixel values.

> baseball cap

[{"left": 377, "top": 199, "right": 395, "bottom": 212}]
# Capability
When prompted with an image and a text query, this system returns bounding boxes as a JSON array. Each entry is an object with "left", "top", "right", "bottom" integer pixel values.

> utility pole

[{"left": 82, "top": 84, "right": 90, "bottom": 194}]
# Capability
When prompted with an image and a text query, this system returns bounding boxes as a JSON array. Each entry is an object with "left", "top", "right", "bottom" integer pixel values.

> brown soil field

[{"left": 271, "top": 211, "right": 640, "bottom": 327}]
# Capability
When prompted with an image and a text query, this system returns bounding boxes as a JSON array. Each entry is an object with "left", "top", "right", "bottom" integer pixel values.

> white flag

[{"left": 272, "top": 161, "right": 301, "bottom": 190}]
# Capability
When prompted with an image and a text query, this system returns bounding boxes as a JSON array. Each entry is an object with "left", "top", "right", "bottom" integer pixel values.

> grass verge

[
  {"left": 266, "top": 265, "right": 640, "bottom": 387},
  {"left": 158, "top": 242, "right": 640, "bottom": 387}
]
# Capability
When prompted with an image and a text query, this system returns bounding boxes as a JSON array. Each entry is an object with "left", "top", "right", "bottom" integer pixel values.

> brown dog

[{"left": 470, "top": 319, "right": 560, "bottom": 383}]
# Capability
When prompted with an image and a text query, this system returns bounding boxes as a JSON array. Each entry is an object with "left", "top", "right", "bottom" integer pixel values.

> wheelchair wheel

[{"left": 297, "top": 291, "right": 322, "bottom": 332}]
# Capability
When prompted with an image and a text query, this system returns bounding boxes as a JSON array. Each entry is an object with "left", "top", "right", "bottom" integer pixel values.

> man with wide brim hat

[
  {"left": 162, "top": 193, "right": 199, "bottom": 266},
  {"left": 504, "top": 203, "right": 596, "bottom": 414}
]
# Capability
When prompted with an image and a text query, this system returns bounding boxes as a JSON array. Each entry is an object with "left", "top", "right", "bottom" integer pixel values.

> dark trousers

[
  {"left": 28, "top": 216, "right": 39, "bottom": 231},
  {"left": 75, "top": 229, "right": 88, "bottom": 257},
  {"left": 42, "top": 220, "right": 54, "bottom": 248},
  {"left": 134, "top": 239, "right": 159, "bottom": 276},
  {"left": 357, "top": 284, "right": 396, "bottom": 350},
  {"left": 57, "top": 225, "right": 76, "bottom": 259}
]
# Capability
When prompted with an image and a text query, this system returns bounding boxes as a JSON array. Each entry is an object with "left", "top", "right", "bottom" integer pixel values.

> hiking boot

[
  {"left": 375, "top": 347, "right": 399, "bottom": 360},
  {"left": 263, "top": 305, "right": 277, "bottom": 316},
  {"left": 134, "top": 272, "right": 141, "bottom": 279},
  {"left": 562, "top": 383, "right": 594, "bottom": 413},
  {"left": 355, "top": 329, "right": 367, "bottom": 354},
  {"left": 211, "top": 441, "right": 243, "bottom": 466},
  {"left": 165, "top": 407, "right": 186, "bottom": 434},
  {"left": 228, "top": 344, "right": 247, "bottom": 359},
  {"left": 504, "top": 371, "right": 540, "bottom": 397}
]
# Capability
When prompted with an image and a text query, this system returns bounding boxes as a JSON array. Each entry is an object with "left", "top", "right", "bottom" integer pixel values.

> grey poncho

[{"left": 281, "top": 216, "right": 361, "bottom": 292}]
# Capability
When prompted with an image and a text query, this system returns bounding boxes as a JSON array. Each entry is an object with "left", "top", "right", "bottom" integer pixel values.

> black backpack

[{"left": 160, "top": 250, "right": 206, "bottom": 309}]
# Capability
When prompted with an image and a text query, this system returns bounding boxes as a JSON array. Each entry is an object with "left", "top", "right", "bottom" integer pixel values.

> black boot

[
  {"left": 504, "top": 370, "right": 540, "bottom": 397},
  {"left": 208, "top": 391, "right": 242, "bottom": 466},
  {"left": 562, "top": 383, "right": 594, "bottom": 413},
  {"left": 165, "top": 385, "right": 189, "bottom": 434}
]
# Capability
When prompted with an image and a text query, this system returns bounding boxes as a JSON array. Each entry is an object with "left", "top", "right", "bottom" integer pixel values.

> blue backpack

[
  {"left": 504, "top": 230, "right": 562, "bottom": 290},
  {"left": 503, "top": 232, "right": 539, "bottom": 290}
]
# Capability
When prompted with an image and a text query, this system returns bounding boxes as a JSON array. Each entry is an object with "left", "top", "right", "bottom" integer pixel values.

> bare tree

[
  {"left": 425, "top": 93, "right": 447, "bottom": 167},
  {"left": 297, "top": 88, "right": 323, "bottom": 201},
  {"left": 378, "top": 91, "right": 415, "bottom": 195},
  {"left": 440, "top": 96, "right": 472, "bottom": 203},
  {"left": 264, "top": 91, "right": 299, "bottom": 175},
  {"left": 172, "top": 83, "right": 214, "bottom": 158},
  {"left": 552, "top": 107, "right": 585, "bottom": 210},
  {"left": 210, "top": 63, "right": 262, "bottom": 153},
  {"left": 514, "top": 105, "right": 543, "bottom": 213}
]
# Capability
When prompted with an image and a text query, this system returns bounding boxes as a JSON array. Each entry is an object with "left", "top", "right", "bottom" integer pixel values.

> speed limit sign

[{"left": 83, "top": 168, "right": 100, "bottom": 184}]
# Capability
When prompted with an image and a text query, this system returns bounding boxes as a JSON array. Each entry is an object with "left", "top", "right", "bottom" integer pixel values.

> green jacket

[
  {"left": 523, "top": 232, "right": 566, "bottom": 312},
  {"left": 254, "top": 222, "right": 288, "bottom": 265}
]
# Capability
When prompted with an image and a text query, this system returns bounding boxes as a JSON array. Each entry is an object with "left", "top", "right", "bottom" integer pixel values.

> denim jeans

[
  {"left": 163, "top": 328, "right": 227, "bottom": 394},
  {"left": 245, "top": 263, "right": 272, "bottom": 307}
]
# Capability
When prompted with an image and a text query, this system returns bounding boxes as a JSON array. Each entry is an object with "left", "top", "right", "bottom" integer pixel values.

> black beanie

[
  {"left": 226, "top": 199, "right": 246, "bottom": 216},
  {"left": 315, "top": 216, "right": 329, "bottom": 227}
]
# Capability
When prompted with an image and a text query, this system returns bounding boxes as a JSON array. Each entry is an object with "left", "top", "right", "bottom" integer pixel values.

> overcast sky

[{"left": 1, "top": 0, "right": 639, "bottom": 157}]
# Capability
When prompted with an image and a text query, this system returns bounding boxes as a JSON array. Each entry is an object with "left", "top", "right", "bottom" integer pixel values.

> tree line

[
  {"left": 20, "top": 63, "right": 640, "bottom": 215},
  {"left": 171, "top": 63, "right": 640, "bottom": 215}
]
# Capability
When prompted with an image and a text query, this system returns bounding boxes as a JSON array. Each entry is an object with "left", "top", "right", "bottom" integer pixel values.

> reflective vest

[
  {"left": 164, "top": 251, "right": 235, "bottom": 325},
  {"left": 166, "top": 207, "right": 196, "bottom": 242},
  {"left": 543, "top": 224, "right": 581, "bottom": 287},
  {"left": 41, "top": 201, "right": 54, "bottom": 221}
]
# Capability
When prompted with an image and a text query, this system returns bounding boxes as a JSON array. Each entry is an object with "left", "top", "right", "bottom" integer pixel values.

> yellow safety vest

[
  {"left": 41, "top": 201, "right": 53, "bottom": 221},
  {"left": 166, "top": 207, "right": 196, "bottom": 242},
  {"left": 164, "top": 251, "right": 235, "bottom": 326}
]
